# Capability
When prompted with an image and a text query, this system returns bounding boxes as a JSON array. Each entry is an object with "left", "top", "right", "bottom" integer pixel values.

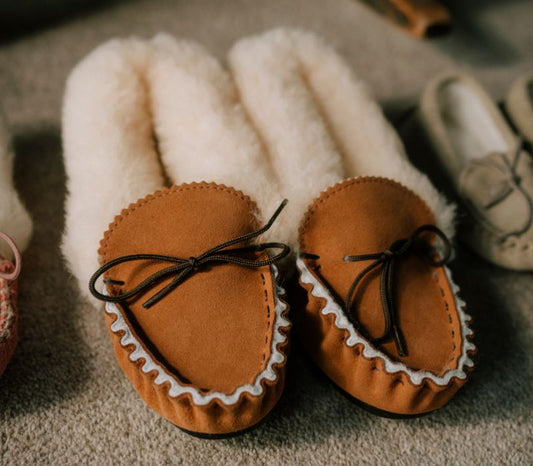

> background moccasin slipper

[{"left": 405, "top": 72, "right": 533, "bottom": 270}]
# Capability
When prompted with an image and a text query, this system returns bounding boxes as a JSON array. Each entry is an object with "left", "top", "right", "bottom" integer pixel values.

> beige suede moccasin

[{"left": 414, "top": 72, "right": 533, "bottom": 270}]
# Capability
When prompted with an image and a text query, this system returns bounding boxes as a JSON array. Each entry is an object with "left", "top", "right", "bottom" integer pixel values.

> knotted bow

[
  {"left": 342, "top": 224, "right": 452, "bottom": 357},
  {"left": 0, "top": 231, "right": 21, "bottom": 281},
  {"left": 460, "top": 137, "right": 533, "bottom": 240},
  {"left": 89, "top": 199, "right": 291, "bottom": 309}
]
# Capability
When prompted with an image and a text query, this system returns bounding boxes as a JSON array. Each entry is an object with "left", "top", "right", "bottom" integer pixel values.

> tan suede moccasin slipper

[
  {"left": 296, "top": 177, "right": 475, "bottom": 416},
  {"left": 89, "top": 183, "right": 291, "bottom": 437}
]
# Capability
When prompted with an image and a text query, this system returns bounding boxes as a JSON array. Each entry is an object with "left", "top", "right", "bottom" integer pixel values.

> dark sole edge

[
  {"left": 176, "top": 418, "right": 265, "bottom": 440},
  {"left": 331, "top": 378, "right": 437, "bottom": 419},
  {"left": 172, "top": 401, "right": 275, "bottom": 439},
  {"left": 296, "top": 341, "right": 437, "bottom": 420}
]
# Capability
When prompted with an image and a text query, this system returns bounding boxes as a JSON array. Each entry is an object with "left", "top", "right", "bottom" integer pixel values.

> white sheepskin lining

[
  {"left": 229, "top": 28, "right": 455, "bottom": 242},
  {"left": 296, "top": 256, "right": 475, "bottom": 385},
  {"left": 63, "top": 28, "right": 456, "bottom": 306},
  {"left": 105, "top": 265, "right": 289, "bottom": 405}
]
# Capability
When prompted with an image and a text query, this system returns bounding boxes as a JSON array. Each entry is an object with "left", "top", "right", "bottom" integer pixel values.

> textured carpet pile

[{"left": 0, "top": 1, "right": 531, "bottom": 464}]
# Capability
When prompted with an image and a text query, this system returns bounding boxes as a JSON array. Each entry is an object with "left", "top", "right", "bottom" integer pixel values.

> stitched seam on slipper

[
  {"left": 99, "top": 182, "right": 260, "bottom": 262},
  {"left": 298, "top": 177, "right": 436, "bottom": 250},
  {"left": 296, "top": 256, "right": 475, "bottom": 386},
  {"left": 430, "top": 271, "right": 460, "bottom": 369},
  {"left": 105, "top": 264, "right": 290, "bottom": 405}
]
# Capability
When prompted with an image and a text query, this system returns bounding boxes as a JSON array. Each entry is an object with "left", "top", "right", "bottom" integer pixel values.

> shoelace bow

[
  {"left": 89, "top": 199, "right": 290, "bottom": 309},
  {"left": 477, "top": 137, "right": 533, "bottom": 239},
  {"left": 302, "top": 224, "right": 451, "bottom": 357},
  {"left": 0, "top": 231, "right": 21, "bottom": 281}
]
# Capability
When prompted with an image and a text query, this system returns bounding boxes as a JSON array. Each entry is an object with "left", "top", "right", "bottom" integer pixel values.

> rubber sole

[
  {"left": 176, "top": 418, "right": 266, "bottom": 439},
  {"left": 331, "top": 377, "right": 436, "bottom": 419}
]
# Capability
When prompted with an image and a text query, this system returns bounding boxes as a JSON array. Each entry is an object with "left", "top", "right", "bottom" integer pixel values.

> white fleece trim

[
  {"left": 296, "top": 256, "right": 475, "bottom": 386},
  {"left": 62, "top": 35, "right": 284, "bottom": 306},
  {"left": 148, "top": 34, "right": 282, "bottom": 236},
  {"left": 0, "top": 114, "right": 32, "bottom": 260},
  {"left": 63, "top": 30, "right": 456, "bottom": 307},
  {"left": 62, "top": 38, "right": 166, "bottom": 304},
  {"left": 104, "top": 265, "right": 289, "bottom": 405},
  {"left": 229, "top": 28, "right": 455, "bottom": 243}
]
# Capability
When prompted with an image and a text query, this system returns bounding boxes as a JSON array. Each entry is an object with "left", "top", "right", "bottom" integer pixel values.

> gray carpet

[{"left": 1, "top": 1, "right": 532, "bottom": 464}]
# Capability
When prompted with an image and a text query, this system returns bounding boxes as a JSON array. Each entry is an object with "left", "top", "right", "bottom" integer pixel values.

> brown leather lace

[
  {"left": 89, "top": 199, "right": 290, "bottom": 308},
  {"left": 302, "top": 224, "right": 452, "bottom": 357},
  {"left": 344, "top": 224, "right": 451, "bottom": 357}
]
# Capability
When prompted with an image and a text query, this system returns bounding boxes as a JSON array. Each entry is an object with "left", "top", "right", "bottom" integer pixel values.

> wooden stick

[{"left": 358, "top": 0, "right": 452, "bottom": 38}]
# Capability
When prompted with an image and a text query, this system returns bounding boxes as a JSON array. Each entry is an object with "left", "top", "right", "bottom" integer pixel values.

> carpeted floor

[{"left": 1, "top": 1, "right": 532, "bottom": 464}]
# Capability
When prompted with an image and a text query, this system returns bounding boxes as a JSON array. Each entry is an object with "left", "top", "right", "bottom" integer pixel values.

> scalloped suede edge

[
  {"left": 105, "top": 264, "right": 289, "bottom": 406},
  {"left": 296, "top": 256, "right": 475, "bottom": 386}
]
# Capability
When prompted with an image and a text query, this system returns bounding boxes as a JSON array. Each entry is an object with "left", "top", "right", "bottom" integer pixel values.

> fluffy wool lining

[
  {"left": 63, "top": 29, "right": 455, "bottom": 305},
  {"left": 0, "top": 114, "right": 32, "bottom": 260},
  {"left": 62, "top": 35, "right": 282, "bottom": 304},
  {"left": 105, "top": 265, "right": 289, "bottom": 404},
  {"left": 228, "top": 29, "right": 455, "bottom": 243},
  {"left": 297, "top": 256, "right": 475, "bottom": 385},
  {"left": 62, "top": 38, "right": 166, "bottom": 304}
]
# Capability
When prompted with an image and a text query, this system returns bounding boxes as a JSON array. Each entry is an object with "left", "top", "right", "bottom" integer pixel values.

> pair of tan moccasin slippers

[{"left": 62, "top": 29, "right": 476, "bottom": 437}]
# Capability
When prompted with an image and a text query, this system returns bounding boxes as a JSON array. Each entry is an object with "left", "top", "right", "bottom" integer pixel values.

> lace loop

[
  {"left": 343, "top": 224, "right": 452, "bottom": 357},
  {"left": 89, "top": 200, "right": 290, "bottom": 309}
]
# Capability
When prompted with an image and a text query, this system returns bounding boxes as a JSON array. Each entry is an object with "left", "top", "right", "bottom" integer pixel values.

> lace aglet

[
  {"left": 142, "top": 289, "right": 169, "bottom": 309},
  {"left": 142, "top": 296, "right": 158, "bottom": 309},
  {"left": 392, "top": 326, "right": 407, "bottom": 357},
  {"left": 103, "top": 278, "right": 125, "bottom": 286},
  {"left": 267, "top": 199, "right": 288, "bottom": 227}
]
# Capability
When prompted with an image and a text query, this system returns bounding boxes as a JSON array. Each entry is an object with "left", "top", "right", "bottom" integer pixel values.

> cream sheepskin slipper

[{"left": 405, "top": 72, "right": 533, "bottom": 270}]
